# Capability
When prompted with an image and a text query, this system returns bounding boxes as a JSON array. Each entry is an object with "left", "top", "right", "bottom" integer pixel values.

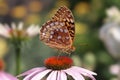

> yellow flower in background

[
  {"left": 0, "top": 38, "right": 8, "bottom": 58},
  {"left": 25, "top": 14, "right": 41, "bottom": 25},
  {"left": 74, "top": 2, "right": 90, "bottom": 15},
  {"left": 28, "top": 1, "right": 42, "bottom": 13},
  {"left": 75, "top": 22, "right": 89, "bottom": 34},
  {"left": 83, "top": 52, "right": 96, "bottom": 71},
  {"left": 55, "top": 0, "right": 70, "bottom": 8},
  {"left": 0, "top": 0, "right": 9, "bottom": 16},
  {"left": 11, "top": 5, "right": 27, "bottom": 19}
]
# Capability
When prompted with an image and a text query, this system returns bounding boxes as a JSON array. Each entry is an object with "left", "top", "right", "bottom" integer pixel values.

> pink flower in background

[
  {"left": 0, "top": 22, "right": 40, "bottom": 39},
  {"left": 18, "top": 56, "right": 97, "bottom": 80},
  {"left": 0, "top": 59, "right": 18, "bottom": 80},
  {"left": 109, "top": 64, "right": 120, "bottom": 75},
  {"left": 0, "top": 71, "right": 18, "bottom": 80}
]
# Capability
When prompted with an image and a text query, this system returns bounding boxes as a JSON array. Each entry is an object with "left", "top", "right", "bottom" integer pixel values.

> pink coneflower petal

[
  {"left": 72, "top": 66, "right": 97, "bottom": 75},
  {"left": 64, "top": 69, "right": 85, "bottom": 80},
  {"left": 0, "top": 71, "right": 17, "bottom": 80},
  {"left": 17, "top": 67, "right": 46, "bottom": 77},
  {"left": 57, "top": 71, "right": 60, "bottom": 80},
  {"left": 23, "top": 70, "right": 43, "bottom": 80},
  {"left": 47, "top": 71, "right": 57, "bottom": 80},
  {"left": 31, "top": 69, "right": 51, "bottom": 80},
  {"left": 71, "top": 66, "right": 97, "bottom": 80},
  {"left": 0, "top": 72, "right": 10, "bottom": 80},
  {"left": 87, "top": 74, "right": 96, "bottom": 80},
  {"left": 60, "top": 71, "right": 67, "bottom": 80}
]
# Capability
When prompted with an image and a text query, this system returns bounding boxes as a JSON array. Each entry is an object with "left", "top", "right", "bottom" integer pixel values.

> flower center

[
  {"left": 9, "top": 29, "right": 25, "bottom": 38},
  {"left": 44, "top": 56, "right": 73, "bottom": 70},
  {"left": 0, "top": 59, "right": 4, "bottom": 70}
]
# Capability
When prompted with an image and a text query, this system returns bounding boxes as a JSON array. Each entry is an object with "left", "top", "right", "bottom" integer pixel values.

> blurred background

[{"left": 0, "top": 0, "right": 120, "bottom": 80}]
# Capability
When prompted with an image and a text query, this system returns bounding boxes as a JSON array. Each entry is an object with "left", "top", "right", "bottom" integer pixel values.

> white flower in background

[
  {"left": 0, "top": 24, "right": 11, "bottom": 38},
  {"left": 106, "top": 6, "right": 120, "bottom": 17},
  {"left": 0, "top": 22, "right": 40, "bottom": 39},
  {"left": 106, "top": 6, "right": 120, "bottom": 23},
  {"left": 99, "top": 23, "right": 120, "bottom": 59},
  {"left": 109, "top": 64, "right": 120, "bottom": 75},
  {"left": 18, "top": 56, "right": 97, "bottom": 80}
]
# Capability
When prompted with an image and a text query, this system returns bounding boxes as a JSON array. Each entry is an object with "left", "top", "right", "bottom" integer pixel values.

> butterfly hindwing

[{"left": 40, "top": 21, "right": 72, "bottom": 48}]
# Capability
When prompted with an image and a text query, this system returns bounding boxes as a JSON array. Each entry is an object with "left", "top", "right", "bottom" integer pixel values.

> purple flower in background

[{"left": 18, "top": 56, "right": 97, "bottom": 80}]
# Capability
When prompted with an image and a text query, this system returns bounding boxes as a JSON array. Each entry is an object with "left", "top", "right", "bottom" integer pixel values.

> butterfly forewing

[
  {"left": 40, "top": 6, "right": 75, "bottom": 53},
  {"left": 52, "top": 6, "right": 75, "bottom": 41}
]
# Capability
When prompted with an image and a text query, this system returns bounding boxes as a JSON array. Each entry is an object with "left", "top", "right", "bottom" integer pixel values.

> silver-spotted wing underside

[
  {"left": 52, "top": 6, "right": 75, "bottom": 40},
  {"left": 40, "top": 6, "right": 75, "bottom": 53}
]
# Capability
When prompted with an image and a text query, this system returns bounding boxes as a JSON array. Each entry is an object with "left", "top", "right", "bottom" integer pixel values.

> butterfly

[{"left": 40, "top": 6, "right": 75, "bottom": 54}]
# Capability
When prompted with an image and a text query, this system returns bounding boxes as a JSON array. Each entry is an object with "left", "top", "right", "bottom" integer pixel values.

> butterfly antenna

[{"left": 79, "top": 43, "right": 88, "bottom": 46}]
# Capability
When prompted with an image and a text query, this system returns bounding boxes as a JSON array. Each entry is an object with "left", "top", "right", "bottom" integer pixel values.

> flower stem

[
  {"left": 118, "top": 60, "right": 120, "bottom": 80},
  {"left": 14, "top": 40, "right": 21, "bottom": 75},
  {"left": 15, "top": 48, "right": 21, "bottom": 75}
]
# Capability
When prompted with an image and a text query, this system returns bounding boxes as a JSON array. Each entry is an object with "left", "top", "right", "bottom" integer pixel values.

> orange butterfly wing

[{"left": 40, "top": 6, "right": 75, "bottom": 53}]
